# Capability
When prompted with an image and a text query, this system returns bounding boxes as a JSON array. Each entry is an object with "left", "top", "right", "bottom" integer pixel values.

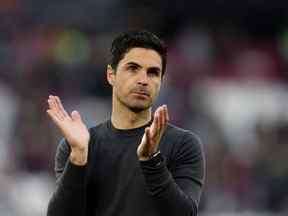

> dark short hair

[{"left": 109, "top": 30, "right": 167, "bottom": 77}]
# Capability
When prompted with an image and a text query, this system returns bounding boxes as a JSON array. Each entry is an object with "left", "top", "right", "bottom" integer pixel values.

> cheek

[
  {"left": 115, "top": 78, "right": 130, "bottom": 95},
  {"left": 152, "top": 82, "right": 161, "bottom": 96}
]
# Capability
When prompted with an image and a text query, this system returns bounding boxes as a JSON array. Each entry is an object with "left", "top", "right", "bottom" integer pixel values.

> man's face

[{"left": 108, "top": 48, "right": 162, "bottom": 112}]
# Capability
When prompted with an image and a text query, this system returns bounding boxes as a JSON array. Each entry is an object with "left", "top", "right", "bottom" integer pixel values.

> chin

[
  {"left": 129, "top": 107, "right": 146, "bottom": 113},
  {"left": 116, "top": 94, "right": 153, "bottom": 112},
  {"left": 128, "top": 102, "right": 152, "bottom": 113}
]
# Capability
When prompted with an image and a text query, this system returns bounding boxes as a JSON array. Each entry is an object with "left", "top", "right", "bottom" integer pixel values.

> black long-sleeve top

[{"left": 47, "top": 120, "right": 205, "bottom": 216}]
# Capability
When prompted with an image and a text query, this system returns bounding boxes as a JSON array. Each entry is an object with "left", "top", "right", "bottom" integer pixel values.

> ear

[{"left": 107, "top": 65, "right": 115, "bottom": 86}]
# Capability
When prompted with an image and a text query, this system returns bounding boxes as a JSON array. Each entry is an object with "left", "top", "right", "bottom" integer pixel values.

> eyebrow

[
  {"left": 126, "top": 62, "right": 141, "bottom": 67},
  {"left": 126, "top": 61, "right": 161, "bottom": 72}
]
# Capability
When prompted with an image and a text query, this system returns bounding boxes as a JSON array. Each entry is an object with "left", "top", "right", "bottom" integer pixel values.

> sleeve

[
  {"left": 139, "top": 132, "right": 205, "bottom": 216},
  {"left": 46, "top": 138, "right": 88, "bottom": 216}
]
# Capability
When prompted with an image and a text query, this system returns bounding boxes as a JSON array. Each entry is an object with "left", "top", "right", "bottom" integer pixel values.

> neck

[{"left": 111, "top": 96, "right": 152, "bottom": 130}]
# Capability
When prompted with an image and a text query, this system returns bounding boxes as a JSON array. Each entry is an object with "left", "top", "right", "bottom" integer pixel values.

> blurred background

[{"left": 1, "top": 0, "right": 288, "bottom": 215}]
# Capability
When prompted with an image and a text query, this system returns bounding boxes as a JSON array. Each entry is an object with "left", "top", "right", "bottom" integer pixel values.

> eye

[
  {"left": 147, "top": 68, "right": 160, "bottom": 77},
  {"left": 127, "top": 65, "right": 138, "bottom": 72}
]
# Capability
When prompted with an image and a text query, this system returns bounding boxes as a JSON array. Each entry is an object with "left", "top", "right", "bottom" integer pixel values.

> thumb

[
  {"left": 71, "top": 110, "right": 82, "bottom": 122},
  {"left": 145, "top": 127, "right": 150, "bottom": 141}
]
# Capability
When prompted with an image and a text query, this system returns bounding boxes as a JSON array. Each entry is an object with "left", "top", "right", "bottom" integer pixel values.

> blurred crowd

[{"left": 1, "top": 0, "right": 288, "bottom": 215}]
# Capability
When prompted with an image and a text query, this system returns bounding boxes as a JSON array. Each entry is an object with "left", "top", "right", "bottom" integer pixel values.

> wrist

[
  {"left": 140, "top": 151, "right": 163, "bottom": 167},
  {"left": 138, "top": 150, "right": 160, "bottom": 161},
  {"left": 70, "top": 147, "right": 88, "bottom": 166}
]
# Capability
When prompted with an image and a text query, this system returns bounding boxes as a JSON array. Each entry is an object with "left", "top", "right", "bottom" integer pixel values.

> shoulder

[
  {"left": 163, "top": 123, "right": 204, "bottom": 160},
  {"left": 88, "top": 119, "right": 110, "bottom": 137},
  {"left": 165, "top": 123, "right": 202, "bottom": 146},
  {"left": 164, "top": 124, "right": 205, "bottom": 179}
]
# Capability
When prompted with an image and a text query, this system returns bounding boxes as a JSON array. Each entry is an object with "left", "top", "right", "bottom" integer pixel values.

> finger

[
  {"left": 52, "top": 95, "right": 67, "bottom": 120},
  {"left": 50, "top": 95, "right": 58, "bottom": 111},
  {"left": 71, "top": 110, "right": 82, "bottom": 123},
  {"left": 55, "top": 96, "right": 69, "bottom": 119},
  {"left": 146, "top": 127, "right": 157, "bottom": 154},
  {"left": 159, "top": 105, "right": 168, "bottom": 136},
  {"left": 48, "top": 96, "right": 60, "bottom": 114},
  {"left": 162, "top": 105, "right": 168, "bottom": 126},
  {"left": 52, "top": 96, "right": 66, "bottom": 120},
  {"left": 48, "top": 98, "right": 58, "bottom": 117},
  {"left": 164, "top": 104, "right": 170, "bottom": 122},
  {"left": 151, "top": 110, "right": 160, "bottom": 137},
  {"left": 144, "top": 127, "right": 151, "bottom": 155},
  {"left": 157, "top": 108, "right": 162, "bottom": 134},
  {"left": 160, "top": 106, "right": 165, "bottom": 127},
  {"left": 48, "top": 97, "right": 64, "bottom": 121},
  {"left": 48, "top": 95, "right": 55, "bottom": 110},
  {"left": 152, "top": 111, "right": 162, "bottom": 142},
  {"left": 158, "top": 107, "right": 165, "bottom": 136},
  {"left": 46, "top": 109, "right": 62, "bottom": 126},
  {"left": 150, "top": 109, "right": 158, "bottom": 135},
  {"left": 145, "top": 127, "right": 150, "bottom": 143}
]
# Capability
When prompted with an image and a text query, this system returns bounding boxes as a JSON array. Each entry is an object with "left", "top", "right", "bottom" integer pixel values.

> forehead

[{"left": 119, "top": 48, "right": 162, "bottom": 70}]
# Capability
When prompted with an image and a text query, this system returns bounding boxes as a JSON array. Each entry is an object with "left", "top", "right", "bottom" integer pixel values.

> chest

[
  {"left": 87, "top": 135, "right": 151, "bottom": 213},
  {"left": 88, "top": 135, "right": 143, "bottom": 185}
]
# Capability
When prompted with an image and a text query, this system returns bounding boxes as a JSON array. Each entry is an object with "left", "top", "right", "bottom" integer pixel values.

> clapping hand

[
  {"left": 137, "top": 105, "right": 169, "bottom": 161},
  {"left": 47, "top": 95, "right": 90, "bottom": 165}
]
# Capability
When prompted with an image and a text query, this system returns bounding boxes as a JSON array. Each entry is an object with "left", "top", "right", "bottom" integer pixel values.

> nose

[{"left": 137, "top": 70, "right": 148, "bottom": 86}]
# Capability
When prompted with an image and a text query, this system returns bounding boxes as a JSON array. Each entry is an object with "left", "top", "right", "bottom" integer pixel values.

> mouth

[{"left": 131, "top": 91, "right": 150, "bottom": 99}]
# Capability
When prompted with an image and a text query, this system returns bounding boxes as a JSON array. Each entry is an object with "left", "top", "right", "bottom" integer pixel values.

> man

[{"left": 46, "top": 30, "right": 205, "bottom": 216}]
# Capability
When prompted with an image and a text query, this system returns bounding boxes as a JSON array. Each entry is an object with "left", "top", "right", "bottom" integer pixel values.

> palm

[
  {"left": 137, "top": 105, "right": 169, "bottom": 160},
  {"left": 59, "top": 117, "right": 90, "bottom": 149},
  {"left": 47, "top": 95, "right": 90, "bottom": 150}
]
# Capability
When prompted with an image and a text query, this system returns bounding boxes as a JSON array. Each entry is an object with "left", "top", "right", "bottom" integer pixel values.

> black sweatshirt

[{"left": 47, "top": 120, "right": 205, "bottom": 216}]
